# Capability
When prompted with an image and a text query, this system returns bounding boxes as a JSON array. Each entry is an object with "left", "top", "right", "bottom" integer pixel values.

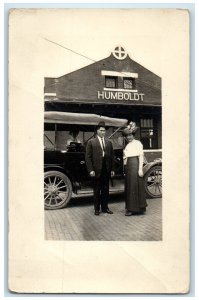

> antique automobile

[{"left": 44, "top": 111, "right": 162, "bottom": 210}]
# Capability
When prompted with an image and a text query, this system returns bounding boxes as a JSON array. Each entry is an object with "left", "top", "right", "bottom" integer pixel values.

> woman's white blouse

[{"left": 124, "top": 140, "right": 144, "bottom": 158}]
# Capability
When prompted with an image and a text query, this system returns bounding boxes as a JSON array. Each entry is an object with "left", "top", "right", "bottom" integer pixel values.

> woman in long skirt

[{"left": 123, "top": 125, "right": 147, "bottom": 216}]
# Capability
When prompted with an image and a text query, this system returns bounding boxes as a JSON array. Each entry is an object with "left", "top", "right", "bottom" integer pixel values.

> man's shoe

[
  {"left": 102, "top": 209, "right": 113, "bottom": 214},
  {"left": 95, "top": 210, "right": 99, "bottom": 215}
]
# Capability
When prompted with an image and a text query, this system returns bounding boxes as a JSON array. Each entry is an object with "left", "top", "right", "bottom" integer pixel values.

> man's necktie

[{"left": 101, "top": 138, "right": 105, "bottom": 152}]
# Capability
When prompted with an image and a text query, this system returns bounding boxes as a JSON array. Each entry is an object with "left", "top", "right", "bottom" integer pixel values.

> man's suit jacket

[{"left": 85, "top": 137, "right": 114, "bottom": 177}]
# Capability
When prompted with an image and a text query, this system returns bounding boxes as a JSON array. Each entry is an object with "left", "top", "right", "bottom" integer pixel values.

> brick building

[{"left": 44, "top": 46, "right": 162, "bottom": 160}]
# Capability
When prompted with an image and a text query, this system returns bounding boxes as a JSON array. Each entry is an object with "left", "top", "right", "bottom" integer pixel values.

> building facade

[{"left": 44, "top": 46, "right": 162, "bottom": 161}]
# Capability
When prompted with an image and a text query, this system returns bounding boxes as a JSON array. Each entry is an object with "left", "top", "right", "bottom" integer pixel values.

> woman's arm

[
  {"left": 138, "top": 141, "right": 144, "bottom": 177},
  {"left": 138, "top": 154, "right": 144, "bottom": 177},
  {"left": 123, "top": 146, "right": 127, "bottom": 166}
]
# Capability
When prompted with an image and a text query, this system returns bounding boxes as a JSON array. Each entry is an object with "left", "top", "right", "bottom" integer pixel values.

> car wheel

[
  {"left": 44, "top": 171, "right": 72, "bottom": 210},
  {"left": 144, "top": 166, "right": 162, "bottom": 198}
]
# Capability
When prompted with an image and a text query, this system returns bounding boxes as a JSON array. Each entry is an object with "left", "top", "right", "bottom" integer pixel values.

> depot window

[
  {"left": 105, "top": 76, "right": 117, "bottom": 88},
  {"left": 140, "top": 118, "right": 158, "bottom": 149},
  {"left": 123, "top": 77, "right": 136, "bottom": 89}
]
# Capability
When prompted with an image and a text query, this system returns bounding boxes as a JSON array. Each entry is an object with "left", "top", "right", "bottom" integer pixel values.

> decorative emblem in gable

[{"left": 112, "top": 46, "right": 127, "bottom": 60}]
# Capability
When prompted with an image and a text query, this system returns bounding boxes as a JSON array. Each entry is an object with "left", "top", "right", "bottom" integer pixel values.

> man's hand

[
  {"left": 90, "top": 171, "right": 95, "bottom": 177},
  {"left": 138, "top": 169, "right": 143, "bottom": 177},
  {"left": 111, "top": 171, "right": 115, "bottom": 177}
]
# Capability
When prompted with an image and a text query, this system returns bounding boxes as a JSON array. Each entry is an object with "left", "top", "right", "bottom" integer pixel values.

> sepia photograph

[
  {"left": 8, "top": 8, "right": 189, "bottom": 293},
  {"left": 44, "top": 44, "right": 162, "bottom": 241}
]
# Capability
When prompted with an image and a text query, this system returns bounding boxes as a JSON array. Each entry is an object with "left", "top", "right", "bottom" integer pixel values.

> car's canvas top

[{"left": 44, "top": 111, "right": 128, "bottom": 127}]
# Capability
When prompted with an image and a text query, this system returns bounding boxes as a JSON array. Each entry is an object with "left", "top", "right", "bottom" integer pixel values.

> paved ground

[{"left": 45, "top": 195, "right": 162, "bottom": 241}]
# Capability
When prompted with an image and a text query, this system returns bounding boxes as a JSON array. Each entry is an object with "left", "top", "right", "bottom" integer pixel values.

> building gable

[{"left": 45, "top": 51, "right": 161, "bottom": 106}]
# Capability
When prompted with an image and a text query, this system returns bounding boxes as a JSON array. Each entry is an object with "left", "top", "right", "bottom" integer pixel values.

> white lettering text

[{"left": 97, "top": 91, "right": 144, "bottom": 101}]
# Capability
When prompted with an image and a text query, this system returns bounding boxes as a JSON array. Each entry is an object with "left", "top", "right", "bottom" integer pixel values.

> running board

[{"left": 72, "top": 188, "right": 124, "bottom": 198}]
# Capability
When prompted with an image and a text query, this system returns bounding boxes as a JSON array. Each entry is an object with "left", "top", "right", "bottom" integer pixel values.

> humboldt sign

[{"left": 97, "top": 91, "right": 144, "bottom": 101}]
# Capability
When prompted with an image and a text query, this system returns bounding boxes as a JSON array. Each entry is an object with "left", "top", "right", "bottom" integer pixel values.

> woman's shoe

[
  {"left": 139, "top": 208, "right": 146, "bottom": 214},
  {"left": 125, "top": 211, "right": 134, "bottom": 216}
]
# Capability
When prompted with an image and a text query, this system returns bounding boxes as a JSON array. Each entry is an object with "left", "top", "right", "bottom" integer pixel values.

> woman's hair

[{"left": 122, "top": 127, "right": 133, "bottom": 137}]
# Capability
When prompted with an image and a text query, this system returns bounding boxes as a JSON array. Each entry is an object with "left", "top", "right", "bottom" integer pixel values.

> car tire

[
  {"left": 44, "top": 171, "right": 72, "bottom": 210},
  {"left": 144, "top": 165, "right": 162, "bottom": 198}
]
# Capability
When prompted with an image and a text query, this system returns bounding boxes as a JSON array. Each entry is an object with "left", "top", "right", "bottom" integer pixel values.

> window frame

[
  {"left": 123, "top": 77, "right": 135, "bottom": 90},
  {"left": 140, "top": 118, "right": 158, "bottom": 150},
  {"left": 105, "top": 76, "right": 118, "bottom": 89}
]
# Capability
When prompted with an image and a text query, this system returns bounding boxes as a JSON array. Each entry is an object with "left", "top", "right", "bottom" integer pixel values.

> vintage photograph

[
  {"left": 44, "top": 45, "right": 162, "bottom": 241},
  {"left": 9, "top": 8, "right": 189, "bottom": 293}
]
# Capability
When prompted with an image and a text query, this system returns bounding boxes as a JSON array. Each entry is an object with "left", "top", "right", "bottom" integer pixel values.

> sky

[{"left": 11, "top": 8, "right": 168, "bottom": 79}]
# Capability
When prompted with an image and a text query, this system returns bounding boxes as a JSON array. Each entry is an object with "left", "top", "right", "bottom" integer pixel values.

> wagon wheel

[
  {"left": 44, "top": 171, "right": 72, "bottom": 210},
  {"left": 144, "top": 166, "right": 162, "bottom": 198}
]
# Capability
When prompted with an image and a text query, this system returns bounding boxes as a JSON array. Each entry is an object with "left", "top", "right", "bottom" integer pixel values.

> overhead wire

[{"left": 44, "top": 38, "right": 161, "bottom": 92}]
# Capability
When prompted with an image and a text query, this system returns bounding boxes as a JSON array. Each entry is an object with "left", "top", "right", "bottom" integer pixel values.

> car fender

[
  {"left": 44, "top": 165, "right": 77, "bottom": 191},
  {"left": 143, "top": 160, "right": 162, "bottom": 175}
]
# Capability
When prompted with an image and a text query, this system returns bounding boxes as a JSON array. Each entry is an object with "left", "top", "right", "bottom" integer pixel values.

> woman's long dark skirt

[{"left": 125, "top": 156, "right": 147, "bottom": 212}]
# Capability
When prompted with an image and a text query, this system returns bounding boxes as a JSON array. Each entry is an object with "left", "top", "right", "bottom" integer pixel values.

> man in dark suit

[{"left": 85, "top": 121, "right": 115, "bottom": 215}]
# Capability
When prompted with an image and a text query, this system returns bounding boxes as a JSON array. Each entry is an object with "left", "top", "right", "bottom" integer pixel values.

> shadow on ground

[{"left": 67, "top": 193, "right": 125, "bottom": 208}]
